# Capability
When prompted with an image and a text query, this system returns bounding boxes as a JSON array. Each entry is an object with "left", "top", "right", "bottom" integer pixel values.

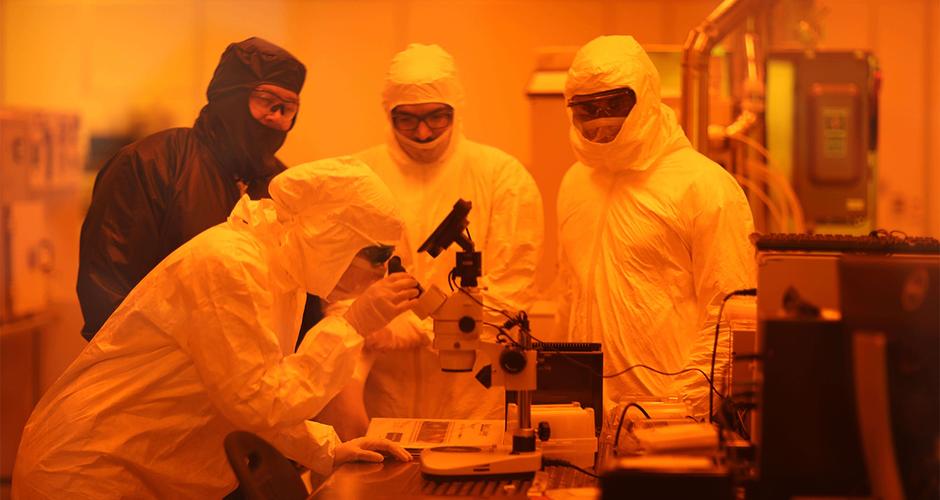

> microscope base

[{"left": 420, "top": 446, "right": 542, "bottom": 477}]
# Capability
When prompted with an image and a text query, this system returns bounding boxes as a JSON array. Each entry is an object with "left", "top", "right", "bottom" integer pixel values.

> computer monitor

[
  {"left": 758, "top": 253, "right": 939, "bottom": 499},
  {"left": 759, "top": 318, "right": 870, "bottom": 497},
  {"left": 839, "top": 255, "right": 939, "bottom": 500}
]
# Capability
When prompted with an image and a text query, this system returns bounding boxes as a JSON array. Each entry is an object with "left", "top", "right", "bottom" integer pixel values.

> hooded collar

[
  {"left": 380, "top": 43, "right": 465, "bottom": 169},
  {"left": 193, "top": 37, "right": 306, "bottom": 183},
  {"left": 565, "top": 35, "right": 690, "bottom": 173},
  {"left": 261, "top": 157, "right": 403, "bottom": 298}
]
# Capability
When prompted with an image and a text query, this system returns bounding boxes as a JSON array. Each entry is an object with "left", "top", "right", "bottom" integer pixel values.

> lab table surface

[{"left": 310, "top": 460, "right": 598, "bottom": 499}]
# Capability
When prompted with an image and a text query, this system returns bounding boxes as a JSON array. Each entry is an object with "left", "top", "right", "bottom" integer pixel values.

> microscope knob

[
  {"left": 537, "top": 421, "right": 551, "bottom": 441},
  {"left": 458, "top": 316, "right": 476, "bottom": 333},
  {"left": 500, "top": 348, "right": 527, "bottom": 374}
]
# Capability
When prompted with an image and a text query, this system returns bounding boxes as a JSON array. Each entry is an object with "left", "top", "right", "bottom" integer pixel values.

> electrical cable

[
  {"left": 465, "top": 287, "right": 726, "bottom": 424},
  {"left": 457, "top": 287, "right": 515, "bottom": 321},
  {"left": 870, "top": 228, "right": 909, "bottom": 240},
  {"left": 743, "top": 158, "right": 805, "bottom": 233},
  {"left": 483, "top": 321, "right": 506, "bottom": 331},
  {"left": 542, "top": 458, "right": 599, "bottom": 479},
  {"left": 730, "top": 133, "right": 771, "bottom": 160},
  {"left": 727, "top": 134, "right": 806, "bottom": 232},
  {"left": 488, "top": 318, "right": 724, "bottom": 404},
  {"left": 727, "top": 134, "right": 803, "bottom": 229},
  {"left": 734, "top": 174, "right": 787, "bottom": 232},
  {"left": 496, "top": 333, "right": 520, "bottom": 347},
  {"left": 736, "top": 408, "right": 751, "bottom": 441},
  {"left": 613, "top": 402, "right": 651, "bottom": 455},
  {"left": 603, "top": 364, "right": 723, "bottom": 400},
  {"left": 486, "top": 322, "right": 525, "bottom": 349},
  {"left": 709, "top": 288, "right": 757, "bottom": 424},
  {"left": 517, "top": 327, "right": 724, "bottom": 399}
]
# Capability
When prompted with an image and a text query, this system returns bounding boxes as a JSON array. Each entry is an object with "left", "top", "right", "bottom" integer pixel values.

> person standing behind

[
  {"left": 351, "top": 43, "right": 544, "bottom": 423},
  {"left": 555, "top": 35, "right": 756, "bottom": 419},
  {"left": 77, "top": 37, "right": 306, "bottom": 340}
]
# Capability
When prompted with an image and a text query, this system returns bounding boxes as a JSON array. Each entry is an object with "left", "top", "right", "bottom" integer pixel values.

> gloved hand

[
  {"left": 344, "top": 273, "right": 420, "bottom": 336},
  {"left": 333, "top": 437, "right": 413, "bottom": 465},
  {"left": 364, "top": 313, "right": 432, "bottom": 352}
]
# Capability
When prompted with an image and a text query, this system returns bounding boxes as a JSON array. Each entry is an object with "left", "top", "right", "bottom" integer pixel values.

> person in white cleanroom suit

[
  {"left": 347, "top": 43, "right": 544, "bottom": 424},
  {"left": 13, "top": 158, "right": 418, "bottom": 499},
  {"left": 555, "top": 35, "right": 756, "bottom": 419}
]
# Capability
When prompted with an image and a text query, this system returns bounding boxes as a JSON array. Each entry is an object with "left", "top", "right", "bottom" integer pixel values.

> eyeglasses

[
  {"left": 358, "top": 245, "right": 395, "bottom": 265},
  {"left": 391, "top": 107, "right": 454, "bottom": 132},
  {"left": 568, "top": 87, "right": 636, "bottom": 120},
  {"left": 249, "top": 89, "right": 299, "bottom": 122}
]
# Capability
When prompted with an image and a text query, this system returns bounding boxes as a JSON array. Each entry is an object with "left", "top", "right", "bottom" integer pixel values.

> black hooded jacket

[{"left": 77, "top": 37, "right": 306, "bottom": 340}]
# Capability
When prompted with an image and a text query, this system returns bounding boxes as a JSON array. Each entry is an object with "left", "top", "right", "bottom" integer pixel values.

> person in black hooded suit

[{"left": 77, "top": 37, "right": 313, "bottom": 341}]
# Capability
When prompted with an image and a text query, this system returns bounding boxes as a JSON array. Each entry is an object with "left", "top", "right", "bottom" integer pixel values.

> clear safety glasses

[
  {"left": 249, "top": 89, "right": 300, "bottom": 122},
  {"left": 568, "top": 87, "right": 637, "bottom": 121},
  {"left": 391, "top": 107, "right": 454, "bottom": 132}
]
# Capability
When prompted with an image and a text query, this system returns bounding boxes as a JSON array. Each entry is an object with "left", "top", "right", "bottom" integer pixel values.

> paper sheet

[{"left": 366, "top": 418, "right": 504, "bottom": 451}]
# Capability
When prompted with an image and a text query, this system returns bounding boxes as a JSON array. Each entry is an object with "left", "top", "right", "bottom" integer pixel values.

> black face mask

[{"left": 195, "top": 90, "right": 287, "bottom": 181}]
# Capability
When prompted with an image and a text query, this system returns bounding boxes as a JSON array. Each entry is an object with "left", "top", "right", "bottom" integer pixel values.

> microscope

[{"left": 405, "top": 199, "right": 542, "bottom": 477}]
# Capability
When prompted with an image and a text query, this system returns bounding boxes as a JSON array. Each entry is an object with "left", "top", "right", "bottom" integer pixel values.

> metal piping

[
  {"left": 722, "top": 30, "right": 763, "bottom": 140},
  {"left": 681, "top": 0, "right": 765, "bottom": 154}
]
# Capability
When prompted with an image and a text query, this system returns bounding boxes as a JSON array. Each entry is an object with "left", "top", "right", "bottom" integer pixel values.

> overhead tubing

[{"left": 681, "top": 0, "right": 776, "bottom": 155}]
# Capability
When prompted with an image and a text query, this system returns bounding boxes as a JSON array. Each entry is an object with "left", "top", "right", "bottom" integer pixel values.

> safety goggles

[
  {"left": 391, "top": 107, "right": 454, "bottom": 132},
  {"left": 568, "top": 87, "right": 637, "bottom": 120},
  {"left": 358, "top": 245, "right": 395, "bottom": 266},
  {"left": 249, "top": 89, "right": 300, "bottom": 122}
]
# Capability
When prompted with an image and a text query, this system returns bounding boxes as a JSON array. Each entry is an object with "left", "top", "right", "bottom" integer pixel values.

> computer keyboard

[
  {"left": 533, "top": 342, "right": 602, "bottom": 352},
  {"left": 753, "top": 233, "right": 940, "bottom": 254}
]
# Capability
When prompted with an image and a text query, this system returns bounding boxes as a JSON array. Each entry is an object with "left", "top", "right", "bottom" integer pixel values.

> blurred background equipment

[
  {"left": 0, "top": 107, "right": 82, "bottom": 491},
  {"left": 1, "top": 109, "right": 82, "bottom": 319},
  {"left": 766, "top": 50, "right": 879, "bottom": 233}
]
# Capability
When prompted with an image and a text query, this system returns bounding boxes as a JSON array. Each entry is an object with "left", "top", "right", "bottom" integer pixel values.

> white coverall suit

[
  {"left": 556, "top": 36, "right": 757, "bottom": 418},
  {"left": 13, "top": 158, "right": 404, "bottom": 499},
  {"left": 355, "top": 43, "right": 544, "bottom": 419}
]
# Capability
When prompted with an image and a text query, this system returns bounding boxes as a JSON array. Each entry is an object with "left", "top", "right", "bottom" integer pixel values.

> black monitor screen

[
  {"left": 839, "top": 255, "right": 939, "bottom": 500},
  {"left": 759, "top": 253, "right": 939, "bottom": 499}
]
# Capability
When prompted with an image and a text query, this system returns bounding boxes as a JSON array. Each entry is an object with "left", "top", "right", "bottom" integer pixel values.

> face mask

[
  {"left": 325, "top": 256, "right": 386, "bottom": 302},
  {"left": 577, "top": 116, "right": 627, "bottom": 143},
  {"left": 394, "top": 127, "right": 453, "bottom": 163},
  {"left": 196, "top": 90, "right": 287, "bottom": 180}
]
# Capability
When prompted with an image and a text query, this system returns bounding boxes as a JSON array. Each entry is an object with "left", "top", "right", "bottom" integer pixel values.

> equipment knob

[{"left": 499, "top": 348, "right": 527, "bottom": 374}]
